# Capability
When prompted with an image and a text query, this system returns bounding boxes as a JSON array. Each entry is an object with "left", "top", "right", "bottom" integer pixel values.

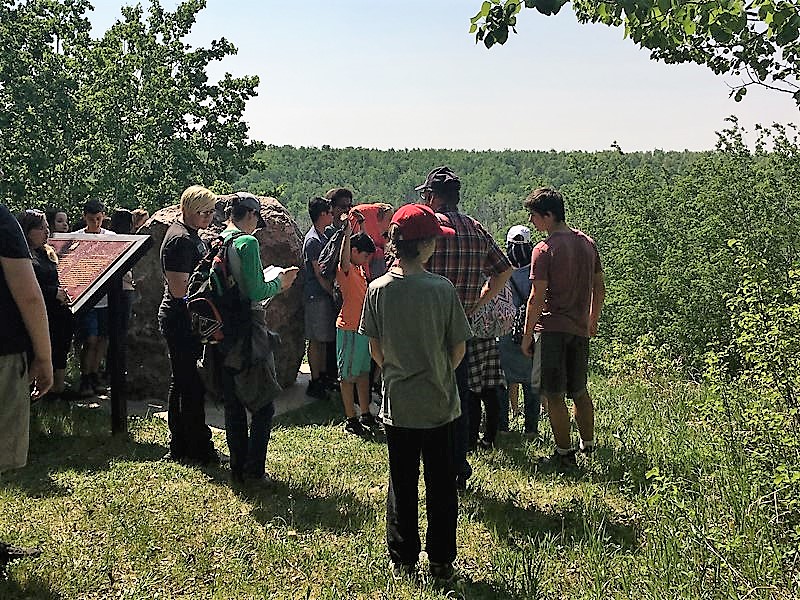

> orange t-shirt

[{"left": 336, "top": 265, "right": 368, "bottom": 331}]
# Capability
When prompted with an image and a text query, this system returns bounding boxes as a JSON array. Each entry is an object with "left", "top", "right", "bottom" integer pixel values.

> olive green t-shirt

[{"left": 359, "top": 270, "right": 472, "bottom": 429}]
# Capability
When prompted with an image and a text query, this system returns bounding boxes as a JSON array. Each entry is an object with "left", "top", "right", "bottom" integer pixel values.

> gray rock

[{"left": 126, "top": 196, "right": 304, "bottom": 399}]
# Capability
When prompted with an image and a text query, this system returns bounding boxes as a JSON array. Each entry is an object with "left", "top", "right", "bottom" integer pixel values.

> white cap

[{"left": 506, "top": 224, "right": 531, "bottom": 244}]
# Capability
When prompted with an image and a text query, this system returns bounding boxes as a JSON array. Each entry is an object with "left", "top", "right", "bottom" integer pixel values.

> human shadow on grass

[
  {"left": 3, "top": 406, "right": 166, "bottom": 499},
  {"left": 205, "top": 470, "right": 379, "bottom": 535},
  {"left": 462, "top": 488, "right": 639, "bottom": 551},
  {"left": 493, "top": 434, "right": 659, "bottom": 492},
  {"left": 428, "top": 572, "right": 539, "bottom": 600},
  {"left": 275, "top": 402, "right": 386, "bottom": 445},
  {"left": 0, "top": 570, "right": 62, "bottom": 599}
]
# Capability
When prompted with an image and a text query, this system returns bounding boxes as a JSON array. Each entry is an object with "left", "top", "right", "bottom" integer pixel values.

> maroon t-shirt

[{"left": 530, "top": 228, "right": 602, "bottom": 337}]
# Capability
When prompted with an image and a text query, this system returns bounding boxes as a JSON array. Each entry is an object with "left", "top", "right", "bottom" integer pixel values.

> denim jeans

[
  {"left": 222, "top": 366, "right": 275, "bottom": 479},
  {"left": 498, "top": 382, "right": 540, "bottom": 434}
]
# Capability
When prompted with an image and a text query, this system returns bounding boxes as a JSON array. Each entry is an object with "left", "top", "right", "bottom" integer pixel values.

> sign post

[{"left": 50, "top": 233, "right": 153, "bottom": 434}]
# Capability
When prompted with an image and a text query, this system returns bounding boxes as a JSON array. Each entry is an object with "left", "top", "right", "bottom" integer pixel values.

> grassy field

[{"left": 0, "top": 374, "right": 797, "bottom": 599}]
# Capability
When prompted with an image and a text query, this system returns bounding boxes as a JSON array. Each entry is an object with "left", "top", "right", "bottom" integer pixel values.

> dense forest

[{"left": 233, "top": 145, "right": 704, "bottom": 236}]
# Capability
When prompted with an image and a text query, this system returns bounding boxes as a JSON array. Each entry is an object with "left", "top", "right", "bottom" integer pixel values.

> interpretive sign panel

[
  {"left": 49, "top": 233, "right": 153, "bottom": 434},
  {"left": 49, "top": 233, "right": 152, "bottom": 314}
]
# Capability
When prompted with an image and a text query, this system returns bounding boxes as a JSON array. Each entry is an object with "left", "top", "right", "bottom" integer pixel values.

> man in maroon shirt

[{"left": 521, "top": 187, "right": 605, "bottom": 470}]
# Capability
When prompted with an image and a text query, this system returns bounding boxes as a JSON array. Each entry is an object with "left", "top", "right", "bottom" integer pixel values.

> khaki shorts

[{"left": 0, "top": 353, "right": 30, "bottom": 473}]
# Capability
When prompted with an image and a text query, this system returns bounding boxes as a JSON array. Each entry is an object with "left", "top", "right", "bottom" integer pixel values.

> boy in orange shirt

[{"left": 336, "top": 210, "right": 377, "bottom": 435}]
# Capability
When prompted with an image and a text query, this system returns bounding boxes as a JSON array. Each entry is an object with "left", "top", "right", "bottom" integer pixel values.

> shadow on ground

[
  {"left": 464, "top": 486, "right": 639, "bottom": 551},
  {"left": 3, "top": 403, "right": 166, "bottom": 499},
  {"left": 201, "top": 469, "right": 379, "bottom": 535},
  {"left": 0, "top": 569, "right": 62, "bottom": 600}
]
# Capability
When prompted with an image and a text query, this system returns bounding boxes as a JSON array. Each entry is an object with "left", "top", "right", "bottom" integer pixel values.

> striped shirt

[{"left": 427, "top": 208, "right": 512, "bottom": 314}]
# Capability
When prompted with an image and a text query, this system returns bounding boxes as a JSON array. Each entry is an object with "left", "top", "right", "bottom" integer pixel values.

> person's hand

[
  {"left": 350, "top": 208, "right": 365, "bottom": 224},
  {"left": 56, "top": 288, "right": 70, "bottom": 305},
  {"left": 521, "top": 333, "right": 534, "bottom": 357},
  {"left": 279, "top": 267, "right": 300, "bottom": 292},
  {"left": 29, "top": 355, "right": 53, "bottom": 401}
]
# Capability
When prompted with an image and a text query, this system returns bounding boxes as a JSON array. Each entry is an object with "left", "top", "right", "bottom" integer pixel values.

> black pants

[
  {"left": 160, "top": 311, "right": 214, "bottom": 462},
  {"left": 385, "top": 421, "right": 458, "bottom": 567},
  {"left": 469, "top": 386, "right": 500, "bottom": 448}
]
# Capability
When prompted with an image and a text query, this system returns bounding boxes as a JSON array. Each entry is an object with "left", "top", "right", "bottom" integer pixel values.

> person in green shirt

[
  {"left": 218, "top": 193, "right": 299, "bottom": 486},
  {"left": 359, "top": 203, "right": 471, "bottom": 581}
]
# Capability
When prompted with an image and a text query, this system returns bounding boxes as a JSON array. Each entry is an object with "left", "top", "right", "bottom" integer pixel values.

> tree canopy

[
  {"left": 0, "top": 0, "right": 262, "bottom": 214},
  {"left": 470, "top": 0, "right": 800, "bottom": 105}
]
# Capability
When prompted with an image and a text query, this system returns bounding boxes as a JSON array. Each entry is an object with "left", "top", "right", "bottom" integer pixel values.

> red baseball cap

[{"left": 391, "top": 204, "right": 455, "bottom": 241}]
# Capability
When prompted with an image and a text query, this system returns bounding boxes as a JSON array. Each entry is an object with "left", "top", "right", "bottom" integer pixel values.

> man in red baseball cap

[{"left": 359, "top": 203, "right": 470, "bottom": 581}]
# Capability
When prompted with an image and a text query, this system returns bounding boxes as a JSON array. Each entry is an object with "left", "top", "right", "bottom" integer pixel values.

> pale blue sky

[{"left": 90, "top": 0, "right": 798, "bottom": 151}]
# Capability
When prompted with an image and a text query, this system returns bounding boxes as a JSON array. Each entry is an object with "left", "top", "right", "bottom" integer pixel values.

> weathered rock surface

[{"left": 127, "top": 195, "right": 304, "bottom": 399}]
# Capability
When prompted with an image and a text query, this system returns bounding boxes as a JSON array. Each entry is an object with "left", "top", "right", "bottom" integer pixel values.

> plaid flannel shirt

[{"left": 427, "top": 208, "right": 512, "bottom": 315}]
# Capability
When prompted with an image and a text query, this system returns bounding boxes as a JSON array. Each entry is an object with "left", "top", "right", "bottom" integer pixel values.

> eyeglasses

[{"left": 197, "top": 209, "right": 214, "bottom": 216}]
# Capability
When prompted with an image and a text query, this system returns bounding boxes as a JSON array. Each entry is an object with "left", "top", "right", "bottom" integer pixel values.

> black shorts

[{"left": 538, "top": 331, "right": 589, "bottom": 398}]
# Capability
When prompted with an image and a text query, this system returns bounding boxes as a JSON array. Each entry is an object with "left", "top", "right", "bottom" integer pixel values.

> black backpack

[
  {"left": 318, "top": 226, "right": 347, "bottom": 282},
  {"left": 186, "top": 232, "right": 248, "bottom": 345}
]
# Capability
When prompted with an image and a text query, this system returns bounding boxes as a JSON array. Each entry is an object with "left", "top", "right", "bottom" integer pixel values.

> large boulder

[{"left": 126, "top": 195, "right": 304, "bottom": 399}]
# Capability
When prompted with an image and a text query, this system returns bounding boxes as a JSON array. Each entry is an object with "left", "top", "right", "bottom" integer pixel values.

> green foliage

[
  {"left": 2, "top": 374, "right": 798, "bottom": 597},
  {"left": 470, "top": 0, "right": 800, "bottom": 106},
  {"left": 0, "top": 0, "right": 262, "bottom": 218}
]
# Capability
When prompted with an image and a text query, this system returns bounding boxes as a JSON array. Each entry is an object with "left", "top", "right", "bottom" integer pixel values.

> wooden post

[{"left": 107, "top": 274, "right": 127, "bottom": 434}]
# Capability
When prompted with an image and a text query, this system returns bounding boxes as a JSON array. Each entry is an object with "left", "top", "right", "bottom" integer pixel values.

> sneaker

[
  {"left": 0, "top": 541, "right": 42, "bottom": 565},
  {"left": 243, "top": 473, "right": 275, "bottom": 489},
  {"left": 579, "top": 442, "right": 596, "bottom": 454},
  {"left": 78, "top": 376, "right": 94, "bottom": 398},
  {"left": 537, "top": 449, "right": 577, "bottom": 471},
  {"left": 344, "top": 418, "right": 366, "bottom": 437},
  {"left": 391, "top": 562, "right": 416, "bottom": 579},
  {"left": 90, "top": 373, "right": 107, "bottom": 395},
  {"left": 305, "top": 379, "right": 327, "bottom": 399},
  {"left": 429, "top": 561, "right": 455, "bottom": 581},
  {"left": 359, "top": 412, "right": 377, "bottom": 431},
  {"left": 478, "top": 438, "right": 494, "bottom": 451}
]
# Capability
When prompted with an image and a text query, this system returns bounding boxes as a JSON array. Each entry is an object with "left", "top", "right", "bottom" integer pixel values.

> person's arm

[
  {"left": 339, "top": 218, "right": 352, "bottom": 275},
  {"left": 1, "top": 257, "right": 53, "bottom": 398},
  {"left": 469, "top": 266, "right": 513, "bottom": 316},
  {"left": 235, "top": 236, "right": 298, "bottom": 301},
  {"left": 368, "top": 338, "right": 384, "bottom": 367},
  {"left": 521, "top": 279, "right": 547, "bottom": 357},
  {"left": 165, "top": 271, "right": 190, "bottom": 299},
  {"left": 312, "top": 260, "right": 333, "bottom": 295},
  {"left": 450, "top": 341, "right": 466, "bottom": 369},
  {"left": 589, "top": 270, "right": 605, "bottom": 337}
]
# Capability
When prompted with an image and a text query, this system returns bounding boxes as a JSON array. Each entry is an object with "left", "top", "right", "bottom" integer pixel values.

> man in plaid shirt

[{"left": 418, "top": 166, "right": 512, "bottom": 489}]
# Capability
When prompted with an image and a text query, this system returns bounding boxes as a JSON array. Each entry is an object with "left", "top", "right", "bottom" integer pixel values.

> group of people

[
  {"left": 1, "top": 166, "right": 604, "bottom": 581},
  {"left": 297, "top": 168, "right": 604, "bottom": 578},
  {"left": 5, "top": 201, "right": 150, "bottom": 406}
]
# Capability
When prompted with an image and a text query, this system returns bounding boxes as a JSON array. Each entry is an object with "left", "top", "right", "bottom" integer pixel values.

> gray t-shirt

[
  {"left": 359, "top": 270, "right": 472, "bottom": 429},
  {"left": 302, "top": 226, "right": 328, "bottom": 300}
]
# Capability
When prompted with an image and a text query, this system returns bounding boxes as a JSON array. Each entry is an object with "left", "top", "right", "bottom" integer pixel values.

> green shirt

[
  {"left": 222, "top": 227, "right": 281, "bottom": 302},
  {"left": 359, "top": 270, "right": 472, "bottom": 429}
]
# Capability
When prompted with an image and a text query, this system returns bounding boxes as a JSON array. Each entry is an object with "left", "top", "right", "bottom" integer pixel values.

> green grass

[{"left": 1, "top": 374, "right": 798, "bottom": 599}]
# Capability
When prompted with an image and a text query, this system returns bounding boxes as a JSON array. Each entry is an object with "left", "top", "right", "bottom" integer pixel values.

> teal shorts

[{"left": 336, "top": 329, "right": 371, "bottom": 382}]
